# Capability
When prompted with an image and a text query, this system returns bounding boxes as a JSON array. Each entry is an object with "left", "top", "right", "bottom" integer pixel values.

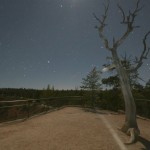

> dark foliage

[{"left": 0, "top": 84, "right": 150, "bottom": 123}]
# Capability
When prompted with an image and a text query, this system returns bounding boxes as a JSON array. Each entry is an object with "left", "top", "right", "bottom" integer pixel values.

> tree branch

[
  {"left": 93, "top": 0, "right": 112, "bottom": 51},
  {"left": 130, "top": 31, "right": 150, "bottom": 72},
  {"left": 113, "top": 0, "right": 142, "bottom": 49}
]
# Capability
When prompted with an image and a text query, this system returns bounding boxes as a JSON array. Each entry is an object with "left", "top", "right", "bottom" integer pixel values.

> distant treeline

[
  {"left": 0, "top": 88, "right": 83, "bottom": 100},
  {"left": 0, "top": 87, "right": 150, "bottom": 120},
  {"left": 0, "top": 86, "right": 150, "bottom": 102}
]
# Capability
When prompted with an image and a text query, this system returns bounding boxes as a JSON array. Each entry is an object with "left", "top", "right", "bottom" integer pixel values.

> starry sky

[{"left": 0, "top": 0, "right": 150, "bottom": 90}]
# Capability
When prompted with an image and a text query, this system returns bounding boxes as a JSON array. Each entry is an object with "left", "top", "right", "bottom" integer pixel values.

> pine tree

[
  {"left": 81, "top": 67, "right": 101, "bottom": 108},
  {"left": 81, "top": 67, "right": 101, "bottom": 90},
  {"left": 146, "top": 79, "right": 150, "bottom": 88}
]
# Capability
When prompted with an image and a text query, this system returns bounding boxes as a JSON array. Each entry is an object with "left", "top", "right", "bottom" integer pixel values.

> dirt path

[{"left": 0, "top": 107, "right": 149, "bottom": 150}]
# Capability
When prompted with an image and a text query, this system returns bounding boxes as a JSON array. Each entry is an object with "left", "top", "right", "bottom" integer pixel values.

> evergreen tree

[
  {"left": 145, "top": 79, "right": 150, "bottom": 89},
  {"left": 81, "top": 67, "right": 101, "bottom": 108},
  {"left": 102, "top": 58, "right": 140, "bottom": 89},
  {"left": 81, "top": 67, "right": 101, "bottom": 91},
  {"left": 47, "top": 84, "right": 51, "bottom": 90}
]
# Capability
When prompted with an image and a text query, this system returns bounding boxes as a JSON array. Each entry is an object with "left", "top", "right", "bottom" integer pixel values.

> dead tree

[{"left": 94, "top": 0, "right": 150, "bottom": 144}]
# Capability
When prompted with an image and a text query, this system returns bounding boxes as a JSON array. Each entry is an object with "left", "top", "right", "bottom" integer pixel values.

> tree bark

[
  {"left": 111, "top": 49, "right": 140, "bottom": 136},
  {"left": 93, "top": 0, "right": 149, "bottom": 143}
]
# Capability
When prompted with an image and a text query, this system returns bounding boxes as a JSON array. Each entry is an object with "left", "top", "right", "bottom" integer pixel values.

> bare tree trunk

[
  {"left": 111, "top": 49, "right": 140, "bottom": 137},
  {"left": 94, "top": 0, "right": 150, "bottom": 143}
]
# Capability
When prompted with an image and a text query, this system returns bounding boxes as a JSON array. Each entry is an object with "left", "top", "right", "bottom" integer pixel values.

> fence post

[{"left": 27, "top": 100, "right": 30, "bottom": 118}]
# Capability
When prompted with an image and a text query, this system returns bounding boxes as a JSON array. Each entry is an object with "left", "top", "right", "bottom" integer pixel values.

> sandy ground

[{"left": 0, "top": 107, "right": 150, "bottom": 150}]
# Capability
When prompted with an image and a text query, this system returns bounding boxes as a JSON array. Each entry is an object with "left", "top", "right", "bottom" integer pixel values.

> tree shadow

[
  {"left": 138, "top": 136, "right": 150, "bottom": 150},
  {"left": 82, "top": 108, "right": 109, "bottom": 115}
]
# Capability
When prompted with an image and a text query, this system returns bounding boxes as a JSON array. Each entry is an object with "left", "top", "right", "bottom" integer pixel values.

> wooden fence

[
  {"left": 0, "top": 96, "right": 83, "bottom": 123},
  {"left": 135, "top": 99, "right": 150, "bottom": 119},
  {"left": 0, "top": 97, "right": 149, "bottom": 124}
]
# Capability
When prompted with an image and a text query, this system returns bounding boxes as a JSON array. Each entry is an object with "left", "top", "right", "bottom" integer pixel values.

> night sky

[{"left": 0, "top": 0, "right": 150, "bottom": 90}]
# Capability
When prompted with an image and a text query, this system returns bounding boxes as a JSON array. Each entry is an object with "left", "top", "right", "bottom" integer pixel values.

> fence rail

[
  {"left": 0, "top": 96, "right": 149, "bottom": 124},
  {"left": 0, "top": 96, "right": 83, "bottom": 123},
  {"left": 135, "top": 98, "right": 150, "bottom": 119},
  {"left": 0, "top": 96, "right": 83, "bottom": 103},
  {"left": 135, "top": 99, "right": 150, "bottom": 102}
]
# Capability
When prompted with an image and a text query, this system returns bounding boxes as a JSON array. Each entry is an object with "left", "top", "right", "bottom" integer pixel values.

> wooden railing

[
  {"left": 0, "top": 97, "right": 149, "bottom": 124},
  {"left": 135, "top": 99, "right": 150, "bottom": 119},
  {"left": 0, "top": 96, "right": 83, "bottom": 123}
]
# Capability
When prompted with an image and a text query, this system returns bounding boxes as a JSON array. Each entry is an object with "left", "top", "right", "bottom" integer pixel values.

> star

[
  {"left": 12, "top": 66, "right": 16, "bottom": 70},
  {"left": 0, "top": 0, "right": 149, "bottom": 90},
  {"left": 91, "top": 64, "right": 95, "bottom": 67},
  {"left": 23, "top": 67, "right": 27, "bottom": 70},
  {"left": 29, "top": 65, "right": 33, "bottom": 69}
]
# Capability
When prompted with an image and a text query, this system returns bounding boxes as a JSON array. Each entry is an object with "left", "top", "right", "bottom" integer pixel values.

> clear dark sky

[{"left": 0, "top": 0, "right": 150, "bottom": 89}]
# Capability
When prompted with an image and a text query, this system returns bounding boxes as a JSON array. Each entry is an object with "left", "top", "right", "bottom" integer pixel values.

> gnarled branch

[
  {"left": 113, "top": 0, "right": 142, "bottom": 49},
  {"left": 94, "top": 0, "right": 143, "bottom": 51},
  {"left": 130, "top": 31, "right": 150, "bottom": 72},
  {"left": 93, "top": 1, "right": 112, "bottom": 51}
]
